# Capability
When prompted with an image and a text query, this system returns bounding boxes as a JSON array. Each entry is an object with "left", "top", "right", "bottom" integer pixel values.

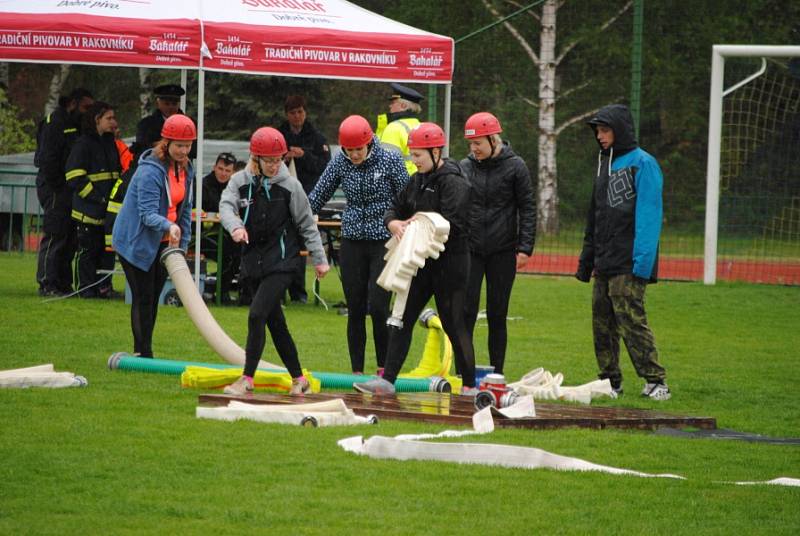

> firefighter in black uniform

[
  {"left": 35, "top": 88, "right": 94, "bottom": 297},
  {"left": 131, "top": 84, "right": 192, "bottom": 161},
  {"left": 65, "top": 101, "right": 122, "bottom": 298}
]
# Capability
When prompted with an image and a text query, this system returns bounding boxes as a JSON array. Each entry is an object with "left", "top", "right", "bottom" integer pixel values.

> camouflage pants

[{"left": 592, "top": 273, "right": 666, "bottom": 385}]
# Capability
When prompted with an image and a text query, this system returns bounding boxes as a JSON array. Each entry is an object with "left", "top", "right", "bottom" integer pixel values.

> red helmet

[
  {"left": 161, "top": 114, "right": 196, "bottom": 140},
  {"left": 338, "top": 115, "right": 373, "bottom": 149},
  {"left": 464, "top": 112, "right": 502, "bottom": 139},
  {"left": 250, "top": 127, "right": 287, "bottom": 157},
  {"left": 407, "top": 122, "right": 446, "bottom": 149}
]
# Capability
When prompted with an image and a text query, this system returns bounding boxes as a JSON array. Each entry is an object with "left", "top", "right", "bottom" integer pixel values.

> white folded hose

[
  {"left": 508, "top": 367, "right": 615, "bottom": 404},
  {"left": 160, "top": 247, "right": 278, "bottom": 369},
  {"left": 0, "top": 364, "right": 87, "bottom": 388},
  {"left": 197, "top": 398, "right": 378, "bottom": 427},
  {"left": 377, "top": 212, "right": 450, "bottom": 328}
]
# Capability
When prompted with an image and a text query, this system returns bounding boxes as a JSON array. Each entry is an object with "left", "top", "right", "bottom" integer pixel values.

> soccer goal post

[{"left": 704, "top": 45, "right": 800, "bottom": 284}]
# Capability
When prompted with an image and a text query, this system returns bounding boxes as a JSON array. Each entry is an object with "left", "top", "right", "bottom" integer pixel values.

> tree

[
  {"left": 44, "top": 64, "right": 70, "bottom": 115},
  {"left": 0, "top": 87, "right": 35, "bottom": 154},
  {"left": 480, "top": 0, "right": 631, "bottom": 234}
]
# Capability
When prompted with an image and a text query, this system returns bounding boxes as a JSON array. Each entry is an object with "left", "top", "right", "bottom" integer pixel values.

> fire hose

[
  {"left": 377, "top": 212, "right": 450, "bottom": 328},
  {"left": 159, "top": 246, "right": 279, "bottom": 369}
]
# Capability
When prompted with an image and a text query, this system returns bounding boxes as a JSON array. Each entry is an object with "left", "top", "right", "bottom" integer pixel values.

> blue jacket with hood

[
  {"left": 577, "top": 104, "right": 663, "bottom": 282},
  {"left": 112, "top": 149, "right": 194, "bottom": 271}
]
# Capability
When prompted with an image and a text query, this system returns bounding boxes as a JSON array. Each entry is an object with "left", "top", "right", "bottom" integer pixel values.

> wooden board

[{"left": 198, "top": 391, "right": 716, "bottom": 431}]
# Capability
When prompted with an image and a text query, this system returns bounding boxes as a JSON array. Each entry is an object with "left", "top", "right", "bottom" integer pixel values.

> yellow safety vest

[{"left": 379, "top": 117, "right": 420, "bottom": 175}]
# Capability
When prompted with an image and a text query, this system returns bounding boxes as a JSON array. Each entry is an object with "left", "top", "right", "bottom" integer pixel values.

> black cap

[
  {"left": 389, "top": 82, "right": 423, "bottom": 103},
  {"left": 586, "top": 114, "right": 609, "bottom": 126},
  {"left": 154, "top": 84, "right": 185, "bottom": 98}
]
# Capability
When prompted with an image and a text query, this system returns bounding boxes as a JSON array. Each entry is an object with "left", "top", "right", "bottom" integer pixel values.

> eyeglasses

[
  {"left": 217, "top": 153, "right": 236, "bottom": 165},
  {"left": 259, "top": 156, "right": 283, "bottom": 165}
]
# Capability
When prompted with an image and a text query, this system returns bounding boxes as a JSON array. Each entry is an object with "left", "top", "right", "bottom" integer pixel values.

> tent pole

[
  {"left": 443, "top": 83, "right": 452, "bottom": 158},
  {"left": 193, "top": 69, "right": 205, "bottom": 290},
  {"left": 180, "top": 69, "right": 188, "bottom": 112}
]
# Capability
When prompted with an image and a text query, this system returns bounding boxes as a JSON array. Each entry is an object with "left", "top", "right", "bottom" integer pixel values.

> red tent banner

[
  {"left": 202, "top": 1, "right": 453, "bottom": 82},
  {"left": 0, "top": 2, "right": 201, "bottom": 68},
  {"left": 0, "top": 1, "right": 454, "bottom": 82}
]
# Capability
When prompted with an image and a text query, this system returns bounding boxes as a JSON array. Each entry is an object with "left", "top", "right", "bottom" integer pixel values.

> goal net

[{"left": 706, "top": 46, "right": 800, "bottom": 284}]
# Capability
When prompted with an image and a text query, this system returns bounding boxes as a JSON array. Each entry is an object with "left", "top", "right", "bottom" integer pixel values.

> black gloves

[{"left": 575, "top": 264, "right": 592, "bottom": 282}]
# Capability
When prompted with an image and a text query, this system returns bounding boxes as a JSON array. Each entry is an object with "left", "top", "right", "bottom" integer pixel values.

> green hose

[
  {"left": 107, "top": 354, "right": 450, "bottom": 392},
  {"left": 313, "top": 371, "right": 450, "bottom": 393},
  {"left": 108, "top": 353, "right": 245, "bottom": 375}
]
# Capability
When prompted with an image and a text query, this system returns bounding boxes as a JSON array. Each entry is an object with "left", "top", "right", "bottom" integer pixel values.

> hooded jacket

[
  {"left": 308, "top": 136, "right": 409, "bottom": 241},
  {"left": 577, "top": 104, "right": 663, "bottom": 282},
  {"left": 219, "top": 162, "right": 326, "bottom": 280},
  {"left": 112, "top": 149, "right": 194, "bottom": 271},
  {"left": 384, "top": 158, "right": 471, "bottom": 253},
  {"left": 460, "top": 141, "right": 536, "bottom": 256}
]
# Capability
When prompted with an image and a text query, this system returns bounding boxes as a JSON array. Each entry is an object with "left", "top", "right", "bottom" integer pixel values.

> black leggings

[
  {"left": 244, "top": 271, "right": 302, "bottom": 379},
  {"left": 120, "top": 244, "right": 168, "bottom": 358},
  {"left": 382, "top": 250, "right": 476, "bottom": 388},
  {"left": 339, "top": 238, "right": 391, "bottom": 373},
  {"left": 464, "top": 250, "right": 517, "bottom": 374}
]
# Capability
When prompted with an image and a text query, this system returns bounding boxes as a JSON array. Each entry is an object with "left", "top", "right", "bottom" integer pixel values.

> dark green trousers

[{"left": 592, "top": 273, "right": 666, "bottom": 385}]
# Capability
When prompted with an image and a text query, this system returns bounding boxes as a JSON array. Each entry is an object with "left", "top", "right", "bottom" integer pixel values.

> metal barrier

[{"left": 0, "top": 169, "right": 41, "bottom": 252}]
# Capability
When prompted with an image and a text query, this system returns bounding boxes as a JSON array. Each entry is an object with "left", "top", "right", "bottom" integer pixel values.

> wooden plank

[{"left": 198, "top": 392, "right": 717, "bottom": 430}]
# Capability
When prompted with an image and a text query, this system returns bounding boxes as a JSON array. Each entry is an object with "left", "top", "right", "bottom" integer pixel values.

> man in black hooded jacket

[{"left": 576, "top": 103, "right": 670, "bottom": 401}]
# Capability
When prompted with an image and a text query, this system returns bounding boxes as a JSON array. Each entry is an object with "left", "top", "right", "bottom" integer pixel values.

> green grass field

[{"left": 1, "top": 252, "right": 798, "bottom": 534}]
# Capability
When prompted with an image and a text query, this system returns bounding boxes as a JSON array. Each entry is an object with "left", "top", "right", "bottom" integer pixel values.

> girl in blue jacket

[{"left": 112, "top": 114, "right": 196, "bottom": 358}]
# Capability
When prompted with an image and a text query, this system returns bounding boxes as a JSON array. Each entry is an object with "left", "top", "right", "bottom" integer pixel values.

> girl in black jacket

[
  {"left": 65, "top": 101, "right": 120, "bottom": 298},
  {"left": 460, "top": 112, "right": 536, "bottom": 375},
  {"left": 355, "top": 122, "right": 477, "bottom": 395}
]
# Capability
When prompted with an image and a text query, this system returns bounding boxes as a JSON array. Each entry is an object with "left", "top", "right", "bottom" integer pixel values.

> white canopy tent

[{"left": 0, "top": 0, "right": 455, "bottom": 283}]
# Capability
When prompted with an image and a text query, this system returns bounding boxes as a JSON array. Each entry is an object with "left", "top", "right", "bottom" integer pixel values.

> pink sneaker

[
  {"left": 224, "top": 376, "right": 253, "bottom": 396},
  {"left": 290, "top": 376, "right": 311, "bottom": 395}
]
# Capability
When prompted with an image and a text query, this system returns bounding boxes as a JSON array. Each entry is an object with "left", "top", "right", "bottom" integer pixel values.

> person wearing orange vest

[{"left": 112, "top": 114, "right": 196, "bottom": 358}]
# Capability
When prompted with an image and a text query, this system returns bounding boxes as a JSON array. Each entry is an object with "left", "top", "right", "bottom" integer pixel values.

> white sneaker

[
  {"left": 289, "top": 376, "right": 311, "bottom": 395},
  {"left": 224, "top": 376, "right": 253, "bottom": 395},
  {"left": 641, "top": 382, "right": 671, "bottom": 401},
  {"left": 460, "top": 386, "right": 479, "bottom": 397}
]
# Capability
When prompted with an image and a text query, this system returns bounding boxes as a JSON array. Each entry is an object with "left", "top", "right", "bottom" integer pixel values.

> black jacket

[
  {"left": 460, "top": 142, "right": 536, "bottom": 256},
  {"left": 577, "top": 104, "right": 663, "bottom": 282},
  {"left": 65, "top": 131, "right": 121, "bottom": 225},
  {"left": 384, "top": 159, "right": 471, "bottom": 253},
  {"left": 132, "top": 109, "right": 197, "bottom": 159},
  {"left": 278, "top": 120, "right": 330, "bottom": 194},
  {"left": 36, "top": 106, "right": 81, "bottom": 189},
  {"left": 199, "top": 171, "right": 227, "bottom": 213}
]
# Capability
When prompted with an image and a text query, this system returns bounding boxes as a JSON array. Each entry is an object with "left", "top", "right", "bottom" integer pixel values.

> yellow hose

[{"left": 399, "top": 309, "right": 461, "bottom": 392}]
